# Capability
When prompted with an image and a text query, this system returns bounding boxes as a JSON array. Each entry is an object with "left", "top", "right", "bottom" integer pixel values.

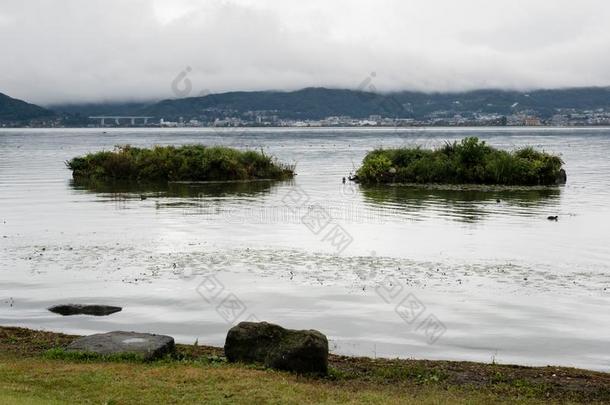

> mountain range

[{"left": 2, "top": 87, "right": 610, "bottom": 124}]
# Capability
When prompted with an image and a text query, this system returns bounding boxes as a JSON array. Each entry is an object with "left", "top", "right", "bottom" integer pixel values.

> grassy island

[
  {"left": 67, "top": 145, "right": 294, "bottom": 182},
  {"left": 356, "top": 137, "right": 566, "bottom": 186}
]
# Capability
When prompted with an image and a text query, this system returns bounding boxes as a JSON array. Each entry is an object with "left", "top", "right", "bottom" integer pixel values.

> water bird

[{"left": 547, "top": 216, "right": 558, "bottom": 221}]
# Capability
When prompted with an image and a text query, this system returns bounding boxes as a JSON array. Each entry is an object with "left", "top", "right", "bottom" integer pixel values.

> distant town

[
  {"left": 149, "top": 108, "right": 610, "bottom": 128},
  {"left": 9, "top": 108, "right": 610, "bottom": 129}
]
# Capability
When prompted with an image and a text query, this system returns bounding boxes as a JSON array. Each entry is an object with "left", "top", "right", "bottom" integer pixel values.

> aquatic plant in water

[
  {"left": 356, "top": 137, "right": 565, "bottom": 186},
  {"left": 66, "top": 145, "right": 295, "bottom": 182}
]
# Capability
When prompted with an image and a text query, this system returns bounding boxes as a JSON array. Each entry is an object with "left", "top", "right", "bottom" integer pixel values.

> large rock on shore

[
  {"left": 66, "top": 331, "right": 174, "bottom": 360},
  {"left": 48, "top": 304, "right": 122, "bottom": 316},
  {"left": 224, "top": 321, "right": 328, "bottom": 374}
]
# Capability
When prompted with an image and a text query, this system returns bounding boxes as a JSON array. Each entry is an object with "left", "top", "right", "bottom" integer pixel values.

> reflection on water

[
  {"left": 70, "top": 177, "right": 281, "bottom": 197},
  {"left": 362, "top": 184, "right": 562, "bottom": 223},
  {"left": 69, "top": 178, "right": 287, "bottom": 212}
]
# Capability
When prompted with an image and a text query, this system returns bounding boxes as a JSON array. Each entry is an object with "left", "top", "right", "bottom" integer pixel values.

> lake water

[{"left": 1, "top": 127, "right": 610, "bottom": 371}]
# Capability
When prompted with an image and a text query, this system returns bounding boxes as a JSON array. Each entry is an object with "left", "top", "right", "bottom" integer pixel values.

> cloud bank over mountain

[{"left": 1, "top": 0, "right": 609, "bottom": 104}]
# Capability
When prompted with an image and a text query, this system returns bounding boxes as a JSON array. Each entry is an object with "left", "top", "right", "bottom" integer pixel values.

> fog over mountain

[{"left": 2, "top": 0, "right": 610, "bottom": 105}]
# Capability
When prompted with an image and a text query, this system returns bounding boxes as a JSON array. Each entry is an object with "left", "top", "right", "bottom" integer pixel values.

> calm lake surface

[{"left": 1, "top": 127, "right": 610, "bottom": 371}]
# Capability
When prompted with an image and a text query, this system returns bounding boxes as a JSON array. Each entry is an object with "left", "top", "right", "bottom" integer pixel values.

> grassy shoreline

[
  {"left": 1, "top": 326, "right": 609, "bottom": 404},
  {"left": 67, "top": 145, "right": 295, "bottom": 183},
  {"left": 356, "top": 137, "right": 565, "bottom": 186}
]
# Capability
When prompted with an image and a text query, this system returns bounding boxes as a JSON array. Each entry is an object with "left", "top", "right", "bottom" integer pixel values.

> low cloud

[{"left": 1, "top": 0, "right": 610, "bottom": 105}]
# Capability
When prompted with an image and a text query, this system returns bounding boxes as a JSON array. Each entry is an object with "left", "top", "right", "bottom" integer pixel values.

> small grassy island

[
  {"left": 67, "top": 145, "right": 294, "bottom": 182},
  {"left": 356, "top": 137, "right": 566, "bottom": 186}
]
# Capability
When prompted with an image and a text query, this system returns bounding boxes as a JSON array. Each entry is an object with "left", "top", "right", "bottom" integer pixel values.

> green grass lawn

[
  {"left": 0, "top": 358, "right": 506, "bottom": 405},
  {"left": 1, "top": 327, "right": 609, "bottom": 404}
]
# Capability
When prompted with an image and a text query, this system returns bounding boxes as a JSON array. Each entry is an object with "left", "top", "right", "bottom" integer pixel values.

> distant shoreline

[{"left": 2, "top": 125, "right": 610, "bottom": 132}]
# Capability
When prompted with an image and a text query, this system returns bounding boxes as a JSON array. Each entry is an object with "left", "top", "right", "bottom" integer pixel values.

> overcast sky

[{"left": 1, "top": 0, "right": 610, "bottom": 105}]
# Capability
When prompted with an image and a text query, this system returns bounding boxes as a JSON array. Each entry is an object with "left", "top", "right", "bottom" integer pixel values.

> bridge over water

[{"left": 89, "top": 116, "right": 154, "bottom": 126}]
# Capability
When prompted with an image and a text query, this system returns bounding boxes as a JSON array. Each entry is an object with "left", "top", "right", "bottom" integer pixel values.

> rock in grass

[
  {"left": 224, "top": 321, "right": 328, "bottom": 374},
  {"left": 66, "top": 331, "right": 175, "bottom": 360},
  {"left": 48, "top": 304, "right": 122, "bottom": 316}
]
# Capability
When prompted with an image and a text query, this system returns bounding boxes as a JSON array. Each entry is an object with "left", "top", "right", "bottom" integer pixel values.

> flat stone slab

[
  {"left": 66, "top": 331, "right": 175, "bottom": 360},
  {"left": 48, "top": 304, "right": 122, "bottom": 316}
]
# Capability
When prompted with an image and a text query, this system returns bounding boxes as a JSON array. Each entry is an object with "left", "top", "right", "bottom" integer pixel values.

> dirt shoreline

[{"left": 1, "top": 326, "right": 609, "bottom": 403}]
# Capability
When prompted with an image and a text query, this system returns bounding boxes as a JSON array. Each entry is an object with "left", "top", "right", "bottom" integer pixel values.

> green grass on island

[
  {"left": 66, "top": 145, "right": 295, "bottom": 183},
  {"left": 2, "top": 326, "right": 610, "bottom": 404},
  {"left": 356, "top": 137, "right": 566, "bottom": 186}
]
